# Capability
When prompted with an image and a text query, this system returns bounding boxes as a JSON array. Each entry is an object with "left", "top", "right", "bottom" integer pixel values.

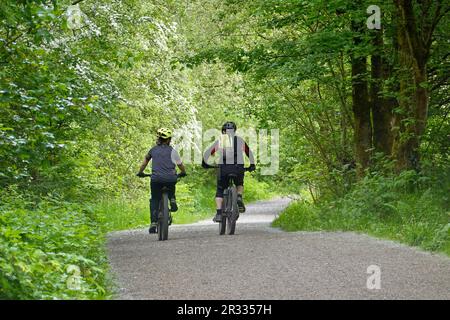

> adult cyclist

[
  {"left": 202, "top": 121, "right": 256, "bottom": 222},
  {"left": 137, "top": 128, "right": 186, "bottom": 234}
]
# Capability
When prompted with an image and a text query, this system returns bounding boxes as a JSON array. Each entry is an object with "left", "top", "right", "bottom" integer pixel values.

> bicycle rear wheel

[
  {"left": 158, "top": 193, "right": 169, "bottom": 241},
  {"left": 227, "top": 186, "right": 238, "bottom": 235},
  {"left": 219, "top": 189, "right": 230, "bottom": 235}
]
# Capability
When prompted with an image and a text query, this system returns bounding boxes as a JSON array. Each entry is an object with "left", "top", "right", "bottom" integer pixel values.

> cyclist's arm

[
  {"left": 244, "top": 141, "right": 255, "bottom": 165},
  {"left": 172, "top": 149, "right": 186, "bottom": 175},
  {"left": 138, "top": 157, "right": 150, "bottom": 174},
  {"left": 202, "top": 140, "right": 219, "bottom": 166},
  {"left": 177, "top": 162, "right": 186, "bottom": 175},
  {"left": 243, "top": 140, "right": 256, "bottom": 171},
  {"left": 138, "top": 150, "right": 152, "bottom": 174}
]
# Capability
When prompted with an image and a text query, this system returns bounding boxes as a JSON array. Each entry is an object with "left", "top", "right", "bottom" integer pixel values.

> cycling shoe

[{"left": 148, "top": 223, "right": 157, "bottom": 234}]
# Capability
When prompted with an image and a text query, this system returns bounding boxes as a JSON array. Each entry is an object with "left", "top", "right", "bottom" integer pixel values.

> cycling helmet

[
  {"left": 157, "top": 127, "right": 172, "bottom": 139},
  {"left": 222, "top": 121, "right": 237, "bottom": 133}
]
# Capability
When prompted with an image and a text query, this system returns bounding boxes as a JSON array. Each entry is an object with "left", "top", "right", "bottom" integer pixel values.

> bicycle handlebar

[
  {"left": 137, "top": 172, "right": 187, "bottom": 179},
  {"left": 137, "top": 173, "right": 152, "bottom": 177},
  {"left": 203, "top": 164, "right": 254, "bottom": 172}
]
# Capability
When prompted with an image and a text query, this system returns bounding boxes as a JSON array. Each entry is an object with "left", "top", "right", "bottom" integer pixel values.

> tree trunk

[
  {"left": 392, "top": 0, "right": 430, "bottom": 171},
  {"left": 351, "top": 22, "right": 371, "bottom": 176},
  {"left": 371, "top": 28, "right": 394, "bottom": 156}
]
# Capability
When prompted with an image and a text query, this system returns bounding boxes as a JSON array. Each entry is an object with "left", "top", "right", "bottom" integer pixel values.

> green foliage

[
  {"left": 0, "top": 0, "right": 119, "bottom": 189},
  {"left": 0, "top": 189, "right": 110, "bottom": 299},
  {"left": 274, "top": 164, "right": 450, "bottom": 255},
  {"left": 183, "top": 0, "right": 363, "bottom": 198},
  {"left": 184, "top": 0, "right": 449, "bottom": 195}
]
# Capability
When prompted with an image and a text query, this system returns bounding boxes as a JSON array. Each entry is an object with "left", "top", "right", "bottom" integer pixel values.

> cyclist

[
  {"left": 202, "top": 121, "right": 256, "bottom": 222},
  {"left": 137, "top": 128, "right": 186, "bottom": 234}
]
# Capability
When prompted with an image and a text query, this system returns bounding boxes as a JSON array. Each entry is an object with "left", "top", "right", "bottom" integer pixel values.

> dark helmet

[{"left": 222, "top": 121, "right": 237, "bottom": 133}]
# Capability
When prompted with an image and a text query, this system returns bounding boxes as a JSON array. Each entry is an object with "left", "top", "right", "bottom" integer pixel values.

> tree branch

[{"left": 424, "top": 0, "right": 444, "bottom": 50}]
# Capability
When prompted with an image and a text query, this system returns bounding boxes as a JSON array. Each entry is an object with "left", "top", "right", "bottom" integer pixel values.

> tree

[{"left": 392, "top": 0, "right": 449, "bottom": 170}]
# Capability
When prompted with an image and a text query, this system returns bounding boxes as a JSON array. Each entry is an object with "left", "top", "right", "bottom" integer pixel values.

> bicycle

[
  {"left": 138, "top": 173, "right": 185, "bottom": 241},
  {"left": 205, "top": 166, "right": 251, "bottom": 235}
]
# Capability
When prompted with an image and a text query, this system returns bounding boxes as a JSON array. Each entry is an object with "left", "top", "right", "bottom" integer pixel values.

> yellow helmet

[{"left": 157, "top": 127, "right": 172, "bottom": 139}]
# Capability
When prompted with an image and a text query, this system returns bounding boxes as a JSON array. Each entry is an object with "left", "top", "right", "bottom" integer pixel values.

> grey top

[{"left": 146, "top": 144, "right": 181, "bottom": 183}]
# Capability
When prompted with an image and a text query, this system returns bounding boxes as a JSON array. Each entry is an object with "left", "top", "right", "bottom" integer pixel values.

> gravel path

[{"left": 107, "top": 197, "right": 450, "bottom": 300}]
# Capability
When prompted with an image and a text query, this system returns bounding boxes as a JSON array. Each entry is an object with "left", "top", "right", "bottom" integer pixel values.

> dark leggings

[{"left": 150, "top": 181, "right": 176, "bottom": 223}]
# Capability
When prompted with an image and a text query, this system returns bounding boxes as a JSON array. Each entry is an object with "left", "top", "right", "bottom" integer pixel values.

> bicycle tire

[
  {"left": 158, "top": 192, "right": 169, "bottom": 241},
  {"left": 227, "top": 186, "right": 238, "bottom": 235},
  {"left": 158, "top": 200, "right": 163, "bottom": 241},
  {"left": 219, "top": 189, "right": 230, "bottom": 235},
  {"left": 219, "top": 215, "right": 226, "bottom": 235},
  {"left": 158, "top": 215, "right": 163, "bottom": 241}
]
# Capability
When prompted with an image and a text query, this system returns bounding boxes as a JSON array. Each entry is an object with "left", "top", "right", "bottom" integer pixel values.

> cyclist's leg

[
  {"left": 150, "top": 181, "right": 163, "bottom": 228},
  {"left": 235, "top": 172, "right": 245, "bottom": 212},
  {"left": 214, "top": 172, "right": 228, "bottom": 222},
  {"left": 166, "top": 181, "right": 177, "bottom": 212},
  {"left": 215, "top": 169, "right": 224, "bottom": 208}
]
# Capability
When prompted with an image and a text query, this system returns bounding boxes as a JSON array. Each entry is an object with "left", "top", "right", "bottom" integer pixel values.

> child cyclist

[{"left": 137, "top": 128, "right": 186, "bottom": 234}]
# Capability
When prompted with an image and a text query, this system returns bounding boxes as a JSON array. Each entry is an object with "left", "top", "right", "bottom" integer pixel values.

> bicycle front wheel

[
  {"left": 158, "top": 193, "right": 169, "bottom": 241},
  {"left": 219, "top": 215, "right": 226, "bottom": 235}
]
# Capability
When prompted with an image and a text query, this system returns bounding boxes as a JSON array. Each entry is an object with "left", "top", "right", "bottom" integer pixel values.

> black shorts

[{"left": 216, "top": 165, "right": 245, "bottom": 198}]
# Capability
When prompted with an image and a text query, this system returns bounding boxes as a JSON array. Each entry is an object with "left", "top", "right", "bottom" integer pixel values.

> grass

[{"left": 273, "top": 170, "right": 450, "bottom": 256}]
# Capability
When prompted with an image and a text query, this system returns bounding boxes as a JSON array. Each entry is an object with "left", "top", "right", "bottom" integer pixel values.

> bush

[
  {"left": 0, "top": 189, "right": 110, "bottom": 299},
  {"left": 273, "top": 166, "right": 450, "bottom": 255}
]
